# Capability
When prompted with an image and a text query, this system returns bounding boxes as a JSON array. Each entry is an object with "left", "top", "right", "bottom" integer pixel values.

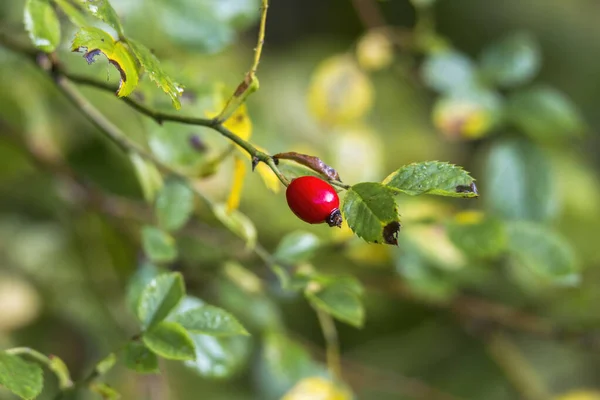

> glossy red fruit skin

[{"left": 286, "top": 176, "right": 340, "bottom": 225}]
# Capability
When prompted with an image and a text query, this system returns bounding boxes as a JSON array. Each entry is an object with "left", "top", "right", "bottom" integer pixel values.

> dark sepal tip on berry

[{"left": 285, "top": 176, "right": 342, "bottom": 227}]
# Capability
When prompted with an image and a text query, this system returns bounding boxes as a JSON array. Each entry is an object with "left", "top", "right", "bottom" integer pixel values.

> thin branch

[
  {"left": 349, "top": 0, "right": 387, "bottom": 29},
  {"left": 315, "top": 308, "right": 342, "bottom": 381},
  {"left": 250, "top": 0, "right": 269, "bottom": 77}
]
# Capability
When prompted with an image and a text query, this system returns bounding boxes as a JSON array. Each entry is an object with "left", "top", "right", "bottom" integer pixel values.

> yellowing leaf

[
  {"left": 227, "top": 156, "right": 246, "bottom": 212},
  {"left": 71, "top": 27, "right": 140, "bottom": 97},
  {"left": 282, "top": 377, "right": 352, "bottom": 400},
  {"left": 554, "top": 391, "right": 600, "bottom": 400},
  {"left": 206, "top": 92, "right": 252, "bottom": 141},
  {"left": 356, "top": 31, "right": 394, "bottom": 71},
  {"left": 307, "top": 55, "right": 374, "bottom": 124}
]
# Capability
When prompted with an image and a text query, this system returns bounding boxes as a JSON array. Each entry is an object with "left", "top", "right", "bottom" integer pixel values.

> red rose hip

[{"left": 286, "top": 176, "right": 343, "bottom": 227}]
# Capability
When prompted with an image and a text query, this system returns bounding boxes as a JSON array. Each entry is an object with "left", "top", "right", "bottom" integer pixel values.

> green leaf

[
  {"left": 137, "top": 272, "right": 185, "bottom": 330},
  {"left": 49, "top": 355, "right": 73, "bottom": 389},
  {"left": 479, "top": 32, "right": 541, "bottom": 88},
  {"left": 71, "top": 27, "right": 139, "bottom": 97},
  {"left": 95, "top": 353, "right": 116, "bottom": 376},
  {"left": 0, "top": 352, "right": 43, "bottom": 400},
  {"left": 383, "top": 161, "right": 478, "bottom": 198},
  {"left": 342, "top": 182, "right": 401, "bottom": 245},
  {"left": 213, "top": 204, "right": 257, "bottom": 250},
  {"left": 126, "top": 261, "right": 160, "bottom": 314},
  {"left": 53, "top": 0, "right": 89, "bottom": 26},
  {"left": 506, "top": 221, "right": 579, "bottom": 286},
  {"left": 447, "top": 213, "right": 507, "bottom": 259},
  {"left": 142, "top": 321, "right": 196, "bottom": 361},
  {"left": 123, "top": 341, "right": 159, "bottom": 374},
  {"left": 90, "top": 382, "right": 121, "bottom": 399},
  {"left": 155, "top": 177, "right": 195, "bottom": 232},
  {"left": 128, "top": 39, "right": 183, "bottom": 109},
  {"left": 130, "top": 152, "right": 164, "bottom": 203},
  {"left": 274, "top": 231, "right": 320, "bottom": 264},
  {"left": 484, "top": 138, "right": 556, "bottom": 222},
  {"left": 306, "top": 280, "right": 365, "bottom": 328},
  {"left": 172, "top": 305, "right": 249, "bottom": 337},
  {"left": 158, "top": 0, "right": 261, "bottom": 54},
  {"left": 24, "top": 0, "right": 61, "bottom": 53},
  {"left": 256, "top": 332, "right": 324, "bottom": 399},
  {"left": 141, "top": 226, "right": 178, "bottom": 263},
  {"left": 184, "top": 333, "right": 252, "bottom": 379},
  {"left": 506, "top": 85, "right": 584, "bottom": 142},
  {"left": 76, "top": 0, "right": 125, "bottom": 37},
  {"left": 421, "top": 50, "right": 476, "bottom": 94}
]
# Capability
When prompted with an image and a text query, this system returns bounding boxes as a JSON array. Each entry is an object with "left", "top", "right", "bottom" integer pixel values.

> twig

[
  {"left": 315, "top": 308, "right": 342, "bottom": 381},
  {"left": 250, "top": 0, "right": 269, "bottom": 77},
  {"left": 349, "top": 0, "right": 387, "bottom": 29}
]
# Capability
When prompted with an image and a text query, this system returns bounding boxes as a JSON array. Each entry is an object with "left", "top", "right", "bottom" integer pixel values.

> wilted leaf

[
  {"left": 155, "top": 177, "right": 195, "bottom": 232},
  {"left": 421, "top": 49, "right": 476, "bottom": 93},
  {"left": 141, "top": 226, "right": 178, "bottom": 263},
  {"left": 0, "top": 352, "right": 43, "bottom": 400},
  {"left": 172, "top": 305, "right": 249, "bottom": 336},
  {"left": 128, "top": 39, "right": 183, "bottom": 109},
  {"left": 71, "top": 27, "right": 139, "bottom": 97},
  {"left": 383, "top": 161, "right": 478, "bottom": 198},
  {"left": 342, "top": 182, "right": 401, "bottom": 245},
  {"left": 130, "top": 152, "right": 163, "bottom": 203},
  {"left": 432, "top": 88, "right": 503, "bottom": 140},
  {"left": 142, "top": 321, "right": 196, "bottom": 361},
  {"left": 306, "top": 279, "right": 365, "bottom": 327},
  {"left": 24, "top": 0, "right": 61, "bottom": 53},
  {"left": 274, "top": 231, "right": 320, "bottom": 264},
  {"left": 480, "top": 32, "right": 541, "bottom": 88},
  {"left": 447, "top": 211, "right": 507, "bottom": 259},
  {"left": 484, "top": 138, "right": 556, "bottom": 222},
  {"left": 213, "top": 204, "right": 257, "bottom": 250},
  {"left": 506, "top": 221, "right": 579, "bottom": 286},
  {"left": 273, "top": 152, "right": 340, "bottom": 182},
  {"left": 307, "top": 55, "right": 374, "bottom": 124},
  {"left": 137, "top": 272, "right": 185, "bottom": 330},
  {"left": 282, "top": 377, "right": 353, "bottom": 400},
  {"left": 506, "top": 85, "right": 584, "bottom": 142},
  {"left": 123, "top": 341, "right": 159, "bottom": 374},
  {"left": 77, "top": 0, "right": 125, "bottom": 37}
]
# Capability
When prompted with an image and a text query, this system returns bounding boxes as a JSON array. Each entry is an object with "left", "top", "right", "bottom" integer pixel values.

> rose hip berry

[{"left": 285, "top": 176, "right": 343, "bottom": 227}]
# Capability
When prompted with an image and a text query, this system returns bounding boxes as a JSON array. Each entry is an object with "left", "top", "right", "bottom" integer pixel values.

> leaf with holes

[
  {"left": 0, "top": 352, "right": 44, "bottom": 400},
  {"left": 142, "top": 321, "right": 196, "bottom": 361},
  {"left": 71, "top": 27, "right": 139, "bottom": 97},
  {"left": 128, "top": 39, "right": 183, "bottom": 109},
  {"left": 137, "top": 272, "right": 185, "bottom": 330},
  {"left": 383, "top": 161, "right": 478, "bottom": 198},
  {"left": 342, "top": 182, "right": 400, "bottom": 245},
  {"left": 24, "top": 0, "right": 61, "bottom": 53}
]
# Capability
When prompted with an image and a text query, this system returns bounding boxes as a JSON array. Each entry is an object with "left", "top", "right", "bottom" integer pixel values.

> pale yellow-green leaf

[
  {"left": 227, "top": 156, "right": 246, "bottom": 212},
  {"left": 282, "top": 377, "right": 352, "bottom": 400},
  {"left": 356, "top": 31, "right": 394, "bottom": 71}
]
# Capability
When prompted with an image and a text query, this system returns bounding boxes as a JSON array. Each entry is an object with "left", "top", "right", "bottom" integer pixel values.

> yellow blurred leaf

[
  {"left": 308, "top": 55, "right": 374, "bottom": 124},
  {"left": 240, "top": 144, "right": 281, "bottom": 193},
  {"left": 282, "top": 377, "right": 352, "bottom": 400},
  {"left": 356, "top": 31, "right": 394, "bottom": 71},
  {"left": 409, "top": 225, "right": 466, "bottom": 270},
  {"left": 227, "top": 156, "right": 247, "bottom": 212},
  {"left": 454, "top": 210, "right": 485, "bottom": 225},
  {"left": 206, "top": 91, "right": 253, "bottom": 141},
  {"left": 330, "top": 125, "right": 383, "bottom": 183},
  {"left": 554, "top": 390, "right": 600, "bottom": 400}
]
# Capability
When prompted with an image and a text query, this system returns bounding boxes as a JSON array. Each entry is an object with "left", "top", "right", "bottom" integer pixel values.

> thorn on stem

[{"left": 252, "top": 156, "right": 260, "bottom": 171}]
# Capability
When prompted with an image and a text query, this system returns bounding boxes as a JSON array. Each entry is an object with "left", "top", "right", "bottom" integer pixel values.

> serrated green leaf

[
  {"left": 95, "top": 353, "right": 116, "bottom": 376},
  {"left": 506, "top": 221, "right": 579, "bottom": 286},
  {"left": 155, "top": 178, "right": 195, "bottom": 232},
  {"left": 172, "top": 305, "right": 249, "bottom": 337},
  {"left": 383, "top": 161, "right": 478, "bottom": 198},
  {"left": 76, "top": 0, "right": 124, "bottom": 37},
  {"left": 447, "top": 213, "right": 507, "bottom": 259},
  {"left": 128, "top": 39, "right": 183, "bottom": 109},
  {"left": 421, "top": 50, "right": 476, "bottom": 94},
  {"left": 306, "top": 281, "right": 365, "bottom": 328},
  {"left": 213, "top": 204, "right": 257, "bottom": 250},
  {"left": 484, "top": 138, "right": 556, "bottom": 222},
  {"left": 141, "top": 226, "right": 178, "bottom": 263},
  {"left": 137, "top": 272, "right": 185, "bottom": 330},
  {"left": 90, "top": 382, "right": 121, "bottom": 400},
  {"left": 0, "top": 352, "right": 44, "bottom": 400},
  {"left": 53, "top": 0, "right": 89, "bottom": 26},
  {"left": 71, "top": 27, "right": 139, "bottom": 97},
  {"left": 506, "top": 85, "right": 584, "bottom": 142},
  {"left": 126, "top": 261, "right": 161, "bottom": 314},
  {"left": 480, "top": 32, "right": 541, "bottom": 88},
  {"left": 49, "top": 355, "right": 73, "bottom": 389},
  {"left": 123, "top": 341, "right": 159, "bottom": 374},
  {"left": 274, "top": 231, "right": 320, "bottom": 264},
  {"left": 130, "top": 152, "right": 164, "bottom": 203},
  {"left": 342, "top": 182, "right": 401, "bottom": 245},
  {"left": 142, "top": 321, "right": 196, "bottom": 361},
  {"left": 24, "top": 0, "right": 61, "bottom": 53}
]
